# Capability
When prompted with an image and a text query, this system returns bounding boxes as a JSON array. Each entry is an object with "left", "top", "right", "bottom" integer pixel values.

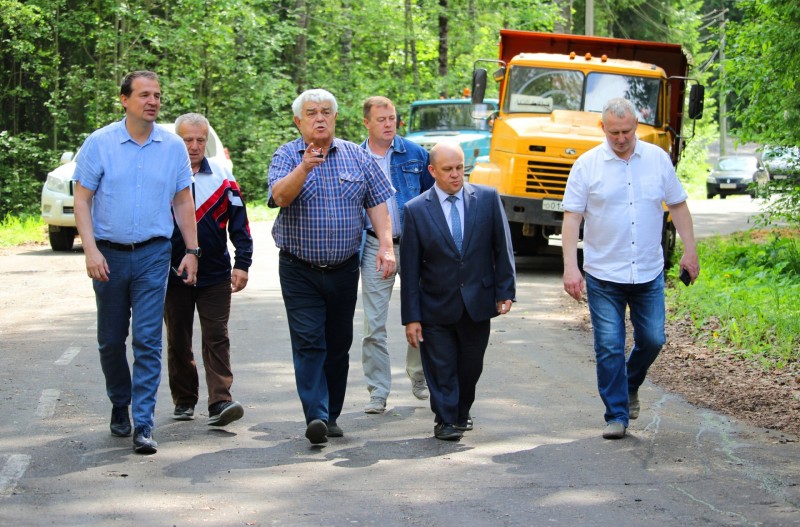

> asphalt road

[{"left": 0, "top": 197, "right": 797, "bottom": 527}]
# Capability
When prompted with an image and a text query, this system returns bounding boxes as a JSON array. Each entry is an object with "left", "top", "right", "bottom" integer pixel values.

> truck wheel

[
  {"left": 509, "top": 222, "right": 546, "bottom": 256},
  {"left": 48, "top": 226, "right": 76, "bottom": 251},
  {"left": 662, "top": 218, "right": 676, "bottom": 269}
]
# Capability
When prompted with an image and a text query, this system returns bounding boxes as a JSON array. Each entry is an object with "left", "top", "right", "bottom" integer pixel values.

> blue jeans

[
  {"left": 93, "top": 238, "right": 171, "bottom": 430},
  {"left": 585, "top": 271, "right": 666, "bottom": 426},
  {"left": 278, "top": 252, "right": 359, "bottom": 425}
]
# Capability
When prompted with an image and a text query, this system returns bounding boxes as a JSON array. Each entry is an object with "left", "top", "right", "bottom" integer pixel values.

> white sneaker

[
  {"left": 411, "top": 379, "right": 429, "bottom": 400},
  {"left": 364, "top": 396, "right": 386, "bottom": 414}
]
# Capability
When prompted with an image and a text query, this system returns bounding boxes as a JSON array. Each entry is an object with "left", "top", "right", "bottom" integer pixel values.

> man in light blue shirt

[{"left": 73, "top": 70, "right": 199, "bottom": 454}]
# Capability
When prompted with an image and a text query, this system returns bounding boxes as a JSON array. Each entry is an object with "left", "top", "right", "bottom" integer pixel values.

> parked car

[
  {"left": 761, "top": 145, "right": 800, "bottom": 183},
  {"left": 41, "top": 123, "right": 231, "bottom": 251},
  {"left": 706, "top": 155, "right": 769, "bottom": 200}
]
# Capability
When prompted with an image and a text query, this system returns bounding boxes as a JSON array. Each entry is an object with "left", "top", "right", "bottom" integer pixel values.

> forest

[{"left": 1, "top": 0, "right": 798, "bottom": 217}]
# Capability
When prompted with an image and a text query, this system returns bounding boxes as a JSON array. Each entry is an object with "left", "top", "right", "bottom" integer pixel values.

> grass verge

[
  {"left": 667, "top": 228, "right": 800, "bottom": 370},
  {"left": 0, "top": 214, "right": 47, "bottom": 247},
  {"left": 0, "top": 205, "right": 278, "bottom": 249}
]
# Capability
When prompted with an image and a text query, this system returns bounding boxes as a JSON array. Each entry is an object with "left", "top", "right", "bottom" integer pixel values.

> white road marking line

[
  {"left": 35, "top": 389, "right": 60, "bottom": 419},
  {"left": 0, "top": 454, "right": 31, "bottom": 498},
  {"left": 54, "top": 346, "right": 81, "bottom": 365}
]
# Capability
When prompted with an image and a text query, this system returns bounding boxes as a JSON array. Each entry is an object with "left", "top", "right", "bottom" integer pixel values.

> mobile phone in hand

[
  {"left": 171, "top": 266, "right": 188, "bottom": 280},
  {"left": 679, "top": 268, "right": 691, "bottom": 286}
]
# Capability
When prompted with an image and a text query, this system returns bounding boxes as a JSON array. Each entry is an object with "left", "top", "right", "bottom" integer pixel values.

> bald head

[
  {"left": 429, "top": 142, "right": 463, "bottom": 166},
  {"left": 429, "top": 143, "right": 465, "bottom": 195}
]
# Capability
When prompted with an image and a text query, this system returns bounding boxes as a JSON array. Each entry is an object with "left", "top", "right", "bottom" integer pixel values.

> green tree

[{"left": 725, "top": 0, "right": 800, "bottom": 226}]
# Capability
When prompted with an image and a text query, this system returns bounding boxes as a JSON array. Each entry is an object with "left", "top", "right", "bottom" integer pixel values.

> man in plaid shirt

[{"left": 269, "top": 89, "right": 395, "bottom": 445}]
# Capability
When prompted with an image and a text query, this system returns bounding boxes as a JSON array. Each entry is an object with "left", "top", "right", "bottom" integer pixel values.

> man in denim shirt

[{"left": 359, "top": 96, "right": 435, "bottom": 414}]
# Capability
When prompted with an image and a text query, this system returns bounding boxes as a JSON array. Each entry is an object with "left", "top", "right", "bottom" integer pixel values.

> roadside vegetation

[
  {"left": 0, "top": 214, "right": 45, "bottom": 248},
  {"left": 667, "top": 227, "right": 800, "bottom": 370},
  {"left": 0, "top": 204, "right": 278, "bottom": 248},
  {"left": 1, "top": 0, "right": 797, "bottom": 381}
]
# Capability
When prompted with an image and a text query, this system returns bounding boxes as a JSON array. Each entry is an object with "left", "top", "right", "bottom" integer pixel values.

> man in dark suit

[{"left": 400, "top": 142, "right": 516, "bottom": 441}]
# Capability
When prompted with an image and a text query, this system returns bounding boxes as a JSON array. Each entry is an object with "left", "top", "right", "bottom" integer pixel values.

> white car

[{"left": 41, "top": 123, "right": 231, "bottom": 251}]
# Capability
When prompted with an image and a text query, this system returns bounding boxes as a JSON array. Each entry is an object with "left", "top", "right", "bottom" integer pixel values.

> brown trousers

[{"left": 164, "top": 281, "right": 233, "bottom": 408}]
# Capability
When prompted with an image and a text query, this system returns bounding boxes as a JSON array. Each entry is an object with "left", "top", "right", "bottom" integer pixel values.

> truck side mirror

[
  {"left": 472, "top": 69, "right": 488, "bottom": 104},
  {"left": 688, "top": 84, "right": 704, "bottom": 120}
]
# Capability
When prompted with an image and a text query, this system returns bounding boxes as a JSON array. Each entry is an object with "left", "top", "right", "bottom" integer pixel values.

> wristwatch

[{"left": 185, "top": 247, "right": 202, "bottom": 258}]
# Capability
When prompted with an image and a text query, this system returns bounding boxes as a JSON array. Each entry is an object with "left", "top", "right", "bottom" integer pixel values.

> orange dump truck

[{"left": 470, "top": 30, "right": 704, "bottom": 262}]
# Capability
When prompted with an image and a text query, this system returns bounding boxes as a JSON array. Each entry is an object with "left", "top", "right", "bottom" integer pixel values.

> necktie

[{"left": 446, "top": 195, "right": 462, "bottom": 253}]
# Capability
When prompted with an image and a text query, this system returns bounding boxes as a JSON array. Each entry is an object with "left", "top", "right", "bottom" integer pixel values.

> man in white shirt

[{"left": 562, "top": 97, "right": 700, "bottom": 440}]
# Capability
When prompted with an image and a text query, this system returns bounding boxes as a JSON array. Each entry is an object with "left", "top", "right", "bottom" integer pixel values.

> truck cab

[
  {"left": 405, "top": 97, "right": 499, "bottom": 175},
  {"left": 470, "top": 30, "right": 704, "bottom": 263}
]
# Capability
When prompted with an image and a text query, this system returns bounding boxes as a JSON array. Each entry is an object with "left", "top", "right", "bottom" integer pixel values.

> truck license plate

[
  {"left": 542, "top": 199, "right": 563, "bottom": 212},
  {"left": 720, "top": 183, "right": 737, "bottom": 189}
]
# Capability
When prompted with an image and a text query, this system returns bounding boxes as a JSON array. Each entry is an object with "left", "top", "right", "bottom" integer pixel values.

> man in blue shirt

[
  {"left": 73, "top": 71, "right": 199, "bottom": 455},
  {"left": 269, "top": 88, "right": 395, "bottom": 445},
  {"left": 359, "top": 96, "right": 434, "bottom": 414}
]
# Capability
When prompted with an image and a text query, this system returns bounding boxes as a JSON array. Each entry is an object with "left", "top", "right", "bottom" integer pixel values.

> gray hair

[
  {"left": 602, "top": 98, "right": 636, "bottom": 122},
  {"left": 292, "top": 89, "right": 338, "bottom": 118},
  {"left": 175, "top": 112, "right": 210, "bottom": 132}
]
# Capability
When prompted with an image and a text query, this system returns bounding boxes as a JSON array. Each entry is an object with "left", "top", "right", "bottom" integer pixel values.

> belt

[
  {"left": 96, "top": 237, "right": 162, "bottom": 251},
  {"left": 366, "top": 229, "right": 401, "bottom": 245},
  {"left": 279, "top": 250, "right": 357, "bottom": 272}
]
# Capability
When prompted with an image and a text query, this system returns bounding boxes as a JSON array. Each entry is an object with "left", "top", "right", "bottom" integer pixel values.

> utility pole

[
  {"left": 719, "top": 4, "right": 727, "bottom": 155},
  {"left": 586, "top": 0, "right": 594, "bottom": 36}
]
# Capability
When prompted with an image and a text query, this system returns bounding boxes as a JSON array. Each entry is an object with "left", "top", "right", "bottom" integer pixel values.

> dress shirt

[
  {"left": 364, "top": 142, "right": 402, "bottom": 238},
  {"left": 268, "top": 137, "right": 394, "bottom": 266},
  {"left": 433, "top": 185, "right": 465, "bottom": 238},
  {"left": 73, "top": 119, "right": 193, "bottom": 244},
  {"left": 562, "top": 138, "right": 687, "bottom": 284}
]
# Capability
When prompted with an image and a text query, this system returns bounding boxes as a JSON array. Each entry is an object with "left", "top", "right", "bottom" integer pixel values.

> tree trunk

[
  {"left": 292, "top": 0, "right": 309, "bottom": 91},
  {"left": 341, "top": 0, "right": 352, "bottom": 81},
  {"left": 554, "top": 0, "right": 573, "bottom": 34},
  {"left": 438, "top": 0, "right": 448, "bottom": 97},
  {"left": 405, "top": 0, "right": 420, "bottom": 92}
]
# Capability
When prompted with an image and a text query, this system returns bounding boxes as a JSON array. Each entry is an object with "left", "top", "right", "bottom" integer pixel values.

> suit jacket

[{"left": 400, "top": 182, "right": 516, "bottom": 326}]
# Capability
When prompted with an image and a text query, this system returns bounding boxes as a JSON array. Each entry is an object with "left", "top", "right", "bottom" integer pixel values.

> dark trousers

[
  {"left": 420, "top": 311, "right": 491, "bottom": 425},
  {"left": 278, "top": 253, "right": 360, "bottom": 425},
  {"left": 164, "top": 280, "right": 233, "bottom": 408}
]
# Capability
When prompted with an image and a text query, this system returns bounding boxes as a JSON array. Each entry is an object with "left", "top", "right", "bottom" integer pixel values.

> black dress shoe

[
  {"left": 434, "top": 422, "right": 463, "bottom": 441},
  {"left": 110, "top": 406, "right": 131, "bottom": 437},
  {"left": 305, "top": 419, "right": 328, "bottom": 445},
  {"left": 133, "top": 426, "right": 157, "bottom": 454},
  {"left": 454, "top": 416, "right": 473, "bottom": 431},
  {"left": 327, "top": 421, "right": 344, "bottom": 437}
]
